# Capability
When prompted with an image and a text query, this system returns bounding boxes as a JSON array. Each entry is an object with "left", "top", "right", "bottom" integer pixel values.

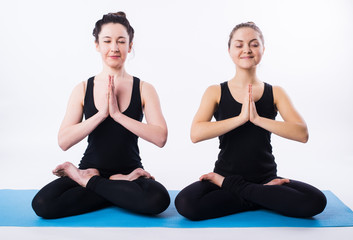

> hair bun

[{"left": 110, "top": 11, "right": 126, "bottom": 18}]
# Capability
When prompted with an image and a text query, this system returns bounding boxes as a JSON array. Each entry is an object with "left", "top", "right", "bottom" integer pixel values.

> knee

[
  {"left": 143, "top": 188, "right": 171, "bottom": 215},
  {"left": 307, "top": 190, "right": 327, "bottom": 217},
  {"left": 31, "top": 195, "right": 52, "bottom": 219},
  {"left": 174, "top": 192, "right": 204, "bottom": 221},
  {"left": 292, "top": 190, "right": 327, "bottom": 218},
  {"left": 32, "top": 194, "right": 60, "bottom": 219}
]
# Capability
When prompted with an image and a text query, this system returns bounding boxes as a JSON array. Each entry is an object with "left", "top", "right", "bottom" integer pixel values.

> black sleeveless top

[
  {"left": 79, "top": 76, "right": 144, "bottom": 176},
  {"left": 213, "top": 82, "right": 278, "bottom": 183}
]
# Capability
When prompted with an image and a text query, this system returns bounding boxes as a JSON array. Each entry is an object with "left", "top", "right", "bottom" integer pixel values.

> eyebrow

[
  {"left": 234, "top": 38, "right": 259, "bottom": 43},
  {"left": 102, "top": 36, "right": 127, "bottom": 39}
]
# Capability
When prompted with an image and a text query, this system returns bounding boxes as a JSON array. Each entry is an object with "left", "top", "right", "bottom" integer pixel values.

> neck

[
  {"left": 99, "top": 65, "right": 127, "bottom": 80},
  {"left": 231, "top": 66, "right": 259, "bottom": 86}
]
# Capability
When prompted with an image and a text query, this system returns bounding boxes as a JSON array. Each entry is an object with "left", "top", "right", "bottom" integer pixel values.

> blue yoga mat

[{"left": 0, "top": 190, "right": 352, "bottom": 228}]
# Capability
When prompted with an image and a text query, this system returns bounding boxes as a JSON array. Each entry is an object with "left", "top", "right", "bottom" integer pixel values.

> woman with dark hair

[
  {"left": 32, "top": 12, "right": 170, "bottom": 219},
  {"left": 175, "top": 22, "right": 327, "bottom": 221}
]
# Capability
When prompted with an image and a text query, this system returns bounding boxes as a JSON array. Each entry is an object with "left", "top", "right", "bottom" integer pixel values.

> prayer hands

[
  {"left": 240, "top": 84, "right": 260, "bottom": 125},
  {"left": 108, "top": 75, "right": 121, "bottom": 119}
]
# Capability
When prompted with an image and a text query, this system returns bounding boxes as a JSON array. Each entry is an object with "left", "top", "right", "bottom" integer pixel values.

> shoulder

[
  {"left": 72, "top": 81, "right": 86, "bottom": 97},
  {"left": 202, "top": 84, "right": 221, "bottom": 104},
  {"left": 272, "top": 85, "right": 290, "bottom": 105},
  {"left": 139, "top": 80, "right": 161, "bottom": 107},
  {"left": 204, "top": 84, "right": 221, "bottom": 97},
  {"left": 273, "top": 85, "right": 287, "bottom": 96},
  {"left": 205, "top": 84, "right": 221, "bottom": 93},
  {"left": 69, "top": 81, "right": 87, "bottom": 106},
  {"left": 140, "top": 80, "right": 157, "bottom": 96}
]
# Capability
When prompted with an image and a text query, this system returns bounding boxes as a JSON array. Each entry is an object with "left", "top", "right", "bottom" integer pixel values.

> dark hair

[
  {"left": 228, "top": 22, "right": 264, "bottom": 48},
  {"left": 93, "top": 11, "right": 134, "bottom": 43}
]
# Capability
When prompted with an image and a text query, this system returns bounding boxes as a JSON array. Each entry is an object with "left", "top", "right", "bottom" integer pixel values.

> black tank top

[
  {"left": 213, "top": 82, "right": 278, "bottom": 183},
  {"left": 79, "top": 76, "right": 144, "bottom": 176}
]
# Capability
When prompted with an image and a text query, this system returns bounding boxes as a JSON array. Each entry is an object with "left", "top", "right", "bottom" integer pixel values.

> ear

[
  {"left": 128, "top": 42, "right": 133, "bottom": 53},
  {"left": 95, "top": 41, "right": 100, "bottom": 52},
  {"left": 262, "top": 46, "right": 265, "bottom": 54}
]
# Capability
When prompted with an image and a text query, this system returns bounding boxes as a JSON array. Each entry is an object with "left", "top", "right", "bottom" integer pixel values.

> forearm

[
  {"left": 58, "top": 112, "right": 107, "bottom": 151},
  {"left": 253, "top": 117, "right": 308, "bottom": 143},
  {"left": 113, "top": 112, "right": 167, "bottom": 148},
  {"left": 191, "top": 116, "right": 246, "bottom": 143}
]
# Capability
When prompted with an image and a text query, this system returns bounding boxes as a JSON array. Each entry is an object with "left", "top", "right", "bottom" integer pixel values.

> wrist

[
  {"left": 97, "top": 111, "right": 108, "bottom": 121},
  {"left": 216, "top": 175, "right": 225, "bottom": 187},
  {"left": 237, "top": 114, "right": 248, "bottom": 125},
  {"left": 111, "top": 111, "right": 123, "bottom": 122},
  {"left": 251, "top": 116, "right": 262, "bottom": 126}
]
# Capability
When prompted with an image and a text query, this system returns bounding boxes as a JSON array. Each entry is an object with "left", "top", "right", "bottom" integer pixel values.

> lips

[
  {"left": 240, "top": 56, "right": 254, "bottom": 59},
  {"left": 109, "top": 56, "right": 120, "bottom": 59}
]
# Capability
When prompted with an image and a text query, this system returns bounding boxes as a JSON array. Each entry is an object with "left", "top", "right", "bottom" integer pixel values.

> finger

[
  {"left": 111, "top": 75, "right": 115, "bottom": 87},
  {"left": 199, "top": 173, "right": 211, "bottom": 181},
  {"left": 107, "top": 76, "right": 111, "bottom": 98},
  {"left": 52, "top": 167, "right": 61, "bottom": 174},
  {"left": 109, "top": 75, "right": 114, "bottom": 91},
  {"left": 53, "top": 169, "right": 63, "bottom": 177},
  {"left": 199, "top": 175, "right": 206, "bottom": 181},
  {"left": 145, "top": 172, "right": 152, "bottom": 178},
  {"left": 145, "top": 172, "right": 155, "bottom": 180},
  {"left": 142, "top": 170, "right": 152, "bottom": 178},
  {"left": 249, "top": 84, "right": 253, "bottom": 102}
]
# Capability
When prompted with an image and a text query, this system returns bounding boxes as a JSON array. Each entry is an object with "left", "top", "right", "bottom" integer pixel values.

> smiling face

[
  {"left": 228, "top": 27, "right": 265, "bottom": 70},
  {"left": 95, "top": 23, "right": 132, "bottom": 69}
]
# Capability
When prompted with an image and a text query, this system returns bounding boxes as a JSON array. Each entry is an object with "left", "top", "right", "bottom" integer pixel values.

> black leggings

[
  {"left": 32, "top": 175, "right": 170, "bottom": 219},
  {"left": 175, "top": 175, "right": 327, "bottom": 221}
]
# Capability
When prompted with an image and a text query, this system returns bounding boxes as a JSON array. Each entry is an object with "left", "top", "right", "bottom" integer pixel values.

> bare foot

[
  {"left": 109, "top": 168, "right": 155, "bottom": 181},
  {"left": 264, "top": 178, "right": 290, "bottom": 186},
  {"left": 52, "top": 162, "right": 99, "bottom": 187}
]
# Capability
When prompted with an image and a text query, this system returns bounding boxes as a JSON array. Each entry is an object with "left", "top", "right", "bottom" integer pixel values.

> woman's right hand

[
  {"left": 97, "top": 79, "right": 110, "bottom": 118},
  {"left": 200, "top": 172, "right": 225, "bottom": 187},
  {"left": 239, "top": 84, "right": 251, "bottom": 123}
]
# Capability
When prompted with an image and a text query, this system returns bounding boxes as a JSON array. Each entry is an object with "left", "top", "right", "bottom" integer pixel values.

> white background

[{"left": 0, "top": 0, "right": 353, "bottom": 212}]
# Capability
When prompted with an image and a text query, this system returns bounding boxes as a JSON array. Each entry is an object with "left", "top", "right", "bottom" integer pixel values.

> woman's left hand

[
  {"left": 264, "top": 178, "right": 290, "bottom": 186},
  {"left": 248, "top": 84, "right": 260, "bottom": 125},
  {"left": 108, "top": 75, "right": 121, "bottom": 118},
  {"left": 200, "top": 172, "right": 225, "bottom": 187}
]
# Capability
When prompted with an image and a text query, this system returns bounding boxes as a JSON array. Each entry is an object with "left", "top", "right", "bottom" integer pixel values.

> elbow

[
  {"left": 298, "top": 126, "right": 309, "bottom": 143},
  {"left": 156, "top": 129, "right": 168, "bottom": 148},
  {"left": 58, "top": 142, "right": 69, "bottom": 151},
  {"left": 58, "top": 137, "right": 70, "bottom": 151},
  {"left": 59, "top": 143, "right": 69, "bottom": 151},
  {"left": 190, "top": 131, "right": 201, "bottom": 144},
  {"left": 156, "top": 137, "right": 167, "bottom": 148},
  {"left": 190, "top": 124, "right": 205, "bottom": 143},
  {"left": 301, "top": 132, "right": 309, "bottom": 143},
  {"left": 190, "top": 135, "right": 199, "bottom": 144}
]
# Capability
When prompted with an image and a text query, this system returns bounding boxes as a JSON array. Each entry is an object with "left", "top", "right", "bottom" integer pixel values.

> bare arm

[
  {"left": 110, "top": 80, "right": 168, "bottom": 148},
  {"left": 58, "top": 82, "right": 108, "bottom": 151},
  {"left": 190, "top": 85, "right": 248, "bottom": 143},
  {"left": 250, "top": 86, "right": 308, "bottom": 143}
]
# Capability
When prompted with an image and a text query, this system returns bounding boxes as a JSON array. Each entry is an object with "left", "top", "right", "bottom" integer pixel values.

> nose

[
  {"left": 243, "top": 45, "right": 252, "bottom": 53},
  {"left": 111, "top": 42, "right": 119, "bottom": 52}
]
